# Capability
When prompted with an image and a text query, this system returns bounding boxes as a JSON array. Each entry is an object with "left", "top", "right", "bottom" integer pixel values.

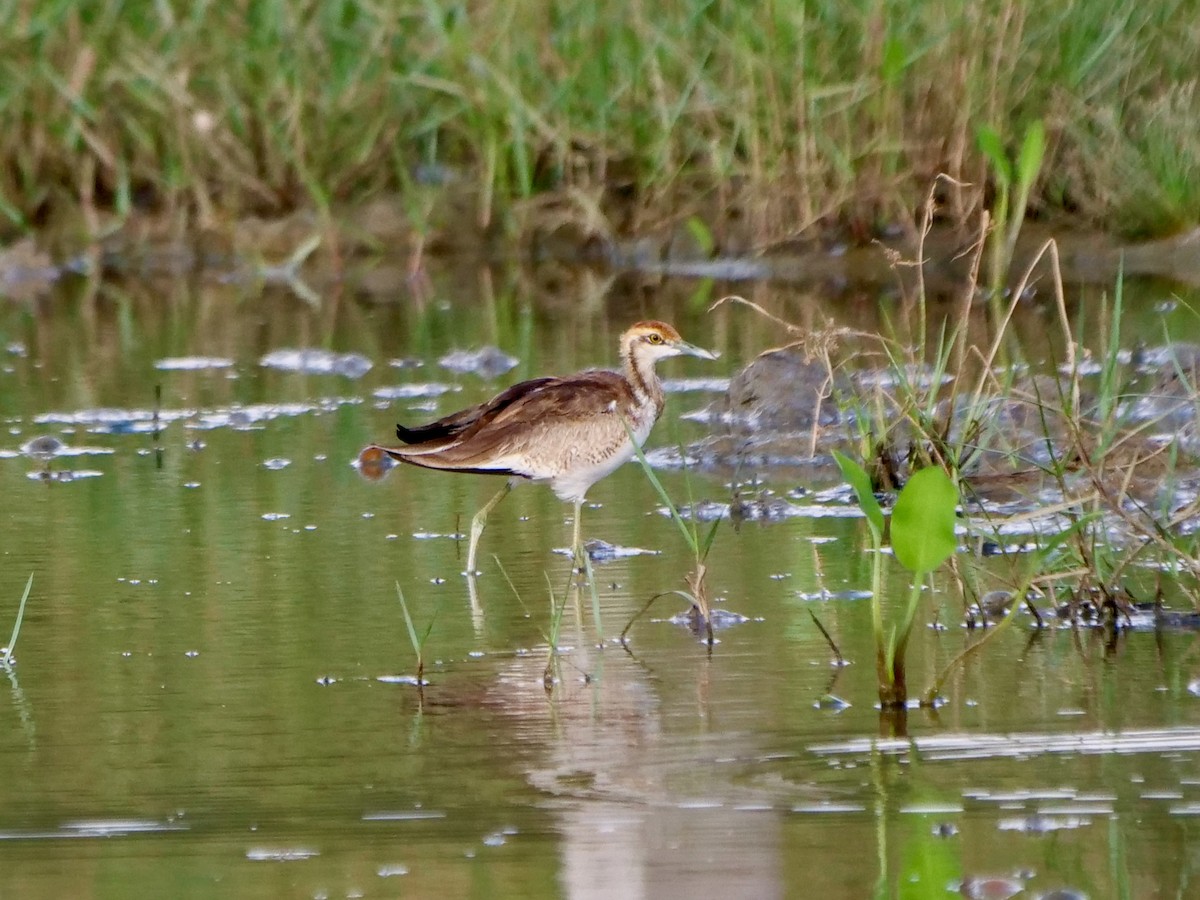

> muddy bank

[{"left": 5, "top": 193, "right": 1200, "bottom": 305}]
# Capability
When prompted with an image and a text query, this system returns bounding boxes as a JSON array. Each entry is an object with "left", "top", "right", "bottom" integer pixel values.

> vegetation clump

[{"left": 2, "top": 2, "right": 1197, "bottom": 244}]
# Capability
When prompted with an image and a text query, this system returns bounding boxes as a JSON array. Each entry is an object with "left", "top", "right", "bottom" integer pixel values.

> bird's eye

[{"left": 647, "top": 333, "right": 664, "bottom": 345}]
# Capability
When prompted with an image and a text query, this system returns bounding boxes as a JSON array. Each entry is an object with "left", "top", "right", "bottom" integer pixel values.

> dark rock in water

[
  {"left": 685, "top": 345, "right": 851, "bottom": 468},
  {"left": 717, "top": 345, "right": 842, "bottom": 431}
]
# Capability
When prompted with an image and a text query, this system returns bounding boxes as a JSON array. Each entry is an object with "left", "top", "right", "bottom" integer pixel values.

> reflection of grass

[
  {"left": 1, "top": 575, "right": 33, "bottom": 668},
  {"left": 495, "top": 560, "right": 573, "bottom": 692},
  {"left": 2, "top": 4, "right": 1195, "bottom": 238}
]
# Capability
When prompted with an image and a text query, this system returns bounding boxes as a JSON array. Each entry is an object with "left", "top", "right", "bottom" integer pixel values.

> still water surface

[{"left": 1, "top": 267, "right": 1199, "bottom": 898}]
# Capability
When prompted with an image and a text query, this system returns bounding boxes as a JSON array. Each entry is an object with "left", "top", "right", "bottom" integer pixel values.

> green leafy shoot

[
  {"left": 833, "top": 450, "right": 884, "bottom": 540},
  {"left": 396, "top": 582, "right": 437, "bottom": 685}
]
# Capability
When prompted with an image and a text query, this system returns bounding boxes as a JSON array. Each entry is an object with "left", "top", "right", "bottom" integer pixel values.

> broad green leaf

[
  {"left": 880, "top": 36, "right": 907, "bottom": 84},
  {"left": 890, "top": 467, "right": 958, "bottom": 574},
  {"left": 688, "top": 278, "right": 715, "bottom": 311},
  {"left": 976, "top": 125, "right": 1011, "bottom": 186},
  {"left": 833, "top": 450, "right": 884, "bottom": 540},
  {"left": 685, "top": 215, "right": 715, "bottom": 256},
  {"left": 1016, "top": 120, "right": 1046, "bottom": 191}
]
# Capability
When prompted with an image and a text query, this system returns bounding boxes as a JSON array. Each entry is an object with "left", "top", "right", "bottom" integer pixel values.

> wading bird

[{"left": 358, "top": 321, "right": 717, "bottom": 573}]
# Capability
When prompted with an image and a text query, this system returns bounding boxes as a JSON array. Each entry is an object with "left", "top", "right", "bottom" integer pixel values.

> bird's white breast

[{"left": 546, "top": 402, "right": 658, "bottom": 503}]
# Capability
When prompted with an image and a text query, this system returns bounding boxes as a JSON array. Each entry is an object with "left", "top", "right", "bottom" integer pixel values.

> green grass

[{"left": 1, "top": 1, "right": 1197, "bottom": 242}]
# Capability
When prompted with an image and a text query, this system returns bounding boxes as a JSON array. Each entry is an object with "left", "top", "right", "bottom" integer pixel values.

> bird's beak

[{"left": 675, "top": 339, "right": 719, "bottom": 361}]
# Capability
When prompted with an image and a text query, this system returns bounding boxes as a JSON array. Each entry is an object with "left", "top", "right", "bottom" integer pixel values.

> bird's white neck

[{"left": 621, "top": 342, "right": 666, "bottom": 415}]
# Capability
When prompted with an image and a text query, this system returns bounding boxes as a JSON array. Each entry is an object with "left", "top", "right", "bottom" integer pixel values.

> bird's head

[{"left": 623, "top": 321, "right": 718, "bottom": 364}]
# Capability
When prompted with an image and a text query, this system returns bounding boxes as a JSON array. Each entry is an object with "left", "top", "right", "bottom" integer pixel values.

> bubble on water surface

[
  {"left": 245, "top": 846, "right": 319, "bottom": 861},
  {"left": 997, "top": 814, "right": 1091, "bottom": 833},
  {"left": 662, "top": 376, "right": 731, "bottom": 393},
  {"left": 791, "top": 802, "right": 866, "bottom": 814},
  {"left": 377, "top": 865, "right": 409, "bottom": 877},
  {"left": 376, "top": 675, "right": 422, "bottom": 686},
  {"left": 154, "top": 356, "right": 234, "bottom": 370},
  {"left": 957, "top": 876, "right": 1028, "bottom": 900},
  {"left": 439, "top": 346, "right": 518, "bottom": 379},
  {"left": 62, "top": 819, "right": 187, "bottom": 836},
  {"left": 260, "top": 348, "right": 372, "bottom": 378},
  {"left": 373, "top": 383, "right": 459, "bottom": 400},
  {"left": 666, "top": 607, "right": 748, "bottom": 631},
  {"left": 388, "top": 357, "right": 424, "bottom": 370},
  {"left": 35, "top": 407, "right": 193, "bottom": 432},
  {"left": 262, "top": 457, "right": 291, "bottom": 470},
  {"left": 552, "top": 539, "right": 660, "bottom": 561},
  {"left": 797, "top": 589, "right": 873, "bottom": 601},
  {"left": 26, "top": 468, "right": 103, "bottom": 483},
  {"left": 814, "top": 694, "right": 851, "bottom": 712}
]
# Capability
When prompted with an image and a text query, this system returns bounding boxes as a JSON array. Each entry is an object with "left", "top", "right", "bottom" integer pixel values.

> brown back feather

[
  {"left": 388, "top": 370, "right": 638, "bottom": 474},
  {"left": 395, "top": 376, "right": 557, "bottom": 446}
]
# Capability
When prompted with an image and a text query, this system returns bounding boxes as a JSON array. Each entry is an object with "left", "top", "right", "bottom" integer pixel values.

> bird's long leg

[
  {"left": 467, "top": 479, "right": 514, "bottom": 574},
  {"left": 571, "top": 497, "right": 584, "bottom": 570}
]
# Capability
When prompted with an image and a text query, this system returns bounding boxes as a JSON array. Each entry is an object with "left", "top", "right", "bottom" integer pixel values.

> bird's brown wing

[
  {"left": 389, "top": 371, "right": 637, "bottom": 475},
  {"left": 395, "top": 377, "right": 558, "bottom": 446}
]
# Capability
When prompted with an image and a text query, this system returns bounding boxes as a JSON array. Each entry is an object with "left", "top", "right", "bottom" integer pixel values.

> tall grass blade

[
  {"left": 395, "top": 582, "right": 421, "bottom": 654},
  {"left": 832, "top": 451, "right": 884, "bottom": 540}
]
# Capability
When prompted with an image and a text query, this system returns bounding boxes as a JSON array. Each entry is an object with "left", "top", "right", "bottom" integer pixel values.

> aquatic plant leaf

[
  {"left": 890, "top": 467, "right": 957, "bottom": 574},
  {"left": 833, "top": 450, "right": 884, "bottom": 540},
  {"left": 976, "top": 126, "right": 1011, "bottom": 186}
]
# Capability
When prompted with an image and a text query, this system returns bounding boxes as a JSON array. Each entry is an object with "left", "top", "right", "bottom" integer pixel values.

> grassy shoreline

[{"left": 3, "top": 1, "right": 1198, "bottom": 245}]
